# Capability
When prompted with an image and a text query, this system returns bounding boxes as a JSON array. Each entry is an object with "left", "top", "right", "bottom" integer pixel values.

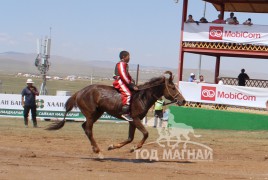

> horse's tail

[{"left": 46, "top": 92, "right": 78, "bottom": 130}]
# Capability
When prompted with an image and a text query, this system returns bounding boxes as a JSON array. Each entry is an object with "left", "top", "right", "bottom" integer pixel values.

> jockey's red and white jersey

[{"left": 113, "top": 61, "right": 132, "bottom": 85}]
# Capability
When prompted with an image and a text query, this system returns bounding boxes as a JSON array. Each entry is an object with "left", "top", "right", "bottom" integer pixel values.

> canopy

[{"left": 204, "top": 0, "right": 268, "bottom": 13}]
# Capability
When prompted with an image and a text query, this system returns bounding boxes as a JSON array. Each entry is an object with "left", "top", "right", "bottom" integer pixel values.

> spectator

[
  {"left": 162, "top": 109, "right": 169, "bottom": 122},
  {"left": 266, "top": 100, "right": 268, "bottom": 111},
  {"left": 238, "top": 69, "right": 249, "bottom": 86},
  {"left": 152, "top": 97, "right": 165, "bottom": 128},
  {"left": 21, "top": 79, "right": 39, "bottom": 128},
  {"left": 218, "top": 77, "right": 224, "bottom": 85},
  {"left": 186, "top": 14, "right": 195, "bottom": 23},
  {"left": 212, "top": 14, "right": 226, "bottom": 24},
  {"left": 188, "top": 73, "right": 196, "bottom": 82},
  {"left": 197, "top": 75, "right": 206, "bottom": 83},
  {"left": 199, "top": 17, "right": 208, "bottom": 23},
  {"left": 186, "top": 14, "right": 199, "bottom": 25},
  {"left": 225, "top": 12, "right": 234, "bottom": 24},
  {"left": 232, "top": 17, "right": 239, "bottom": 25},
  {"left": 214, "top": 77, "right": 226, "bottom": 110},
  {"left": 243, "top": 18, "right": 253, "bottom": 26}
]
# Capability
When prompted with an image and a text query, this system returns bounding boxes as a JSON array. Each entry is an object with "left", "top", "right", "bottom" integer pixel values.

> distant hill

[
  {"left": 0, "top": 52, "right": 179, "bottom": 82},
  {"left": 3, "top": 51, "right": 266, "bottom": 83}
]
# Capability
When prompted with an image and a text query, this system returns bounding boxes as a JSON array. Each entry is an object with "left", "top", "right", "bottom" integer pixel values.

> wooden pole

[
  {"left": 215, "top": 56, "right": 221, "bottom": 83},
  {"left": 136, "top": 64, "right": 139, "bottom": 85},
  {"left": 178, "top": 0, "right": 188, "bottom": 82}
]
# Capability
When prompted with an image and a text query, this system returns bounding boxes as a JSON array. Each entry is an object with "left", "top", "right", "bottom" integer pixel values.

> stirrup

[{"left": 121, "top": 114, "right": 133, "bottom": 122}]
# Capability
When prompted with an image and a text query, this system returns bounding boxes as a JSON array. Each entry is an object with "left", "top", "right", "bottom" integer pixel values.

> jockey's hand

[
  {"left": 133, "top": 86, "right": 138, "bottom": 91},
  {"left": 129, "top": 83, "right": 138, "bottom": 91},
  {"left": 131, "top": 79, "right": 136, "bottom": 84}
]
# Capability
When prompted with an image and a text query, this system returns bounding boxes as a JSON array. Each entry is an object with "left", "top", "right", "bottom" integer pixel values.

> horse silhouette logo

[
  {"left": 155, "top": 109, "right": 201, "bottom": 149},
  {"left": 139, "top": 109, "right": 213, "bottom": 161},
  {"left": 156, "top": 124, "right": 201, "bottom": 149}
]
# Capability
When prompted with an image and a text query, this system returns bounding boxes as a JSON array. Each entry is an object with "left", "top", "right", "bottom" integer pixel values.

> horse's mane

[
  {"left": 137, "top": 76, "right": 165, "bottom": 90},
  {"left": 131, "top": 75, "right": 165, "bottom": 109}
]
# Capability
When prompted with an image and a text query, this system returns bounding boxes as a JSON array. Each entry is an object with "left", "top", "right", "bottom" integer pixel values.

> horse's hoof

[
  {"left": 98, "top": 152, "right": 104, "bottom": 159},
  {"left": 130, "top": 146, "right": 136, "bottom": 153},
  {"left": 92, "top": 147, "right": 100, "bottom": 153},
  {"left": 108, "top": 144, "right": 114, "bottom": 151}
]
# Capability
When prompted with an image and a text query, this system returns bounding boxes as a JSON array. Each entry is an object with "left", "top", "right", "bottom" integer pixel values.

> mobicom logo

[
  {"left": 209, "top": 26, "right": 261, "bottom": 40},
  {"left": 201, "top": 86, "right": 257, "bottom": 102},
  {"left": 201, "top": 86, "right": 216, "bottom": 101},
  {"left": 224, "top": 31, "right": 261, "bottom": 39},
  {"left": 217, "top": 91, "right": 256, "bottom": 101},
  {"left": 209, "top": 26, "right": 223, "bottom": 40}
]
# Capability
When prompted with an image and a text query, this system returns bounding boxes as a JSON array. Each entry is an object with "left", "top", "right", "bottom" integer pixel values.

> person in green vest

[{"left": 153, "top": 97, "right": 165, "bottom": 128}]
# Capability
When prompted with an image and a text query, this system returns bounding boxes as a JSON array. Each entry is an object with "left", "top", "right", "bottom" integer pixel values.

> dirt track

[{"left": 0, "top": 118, "right": 268, "bottom": 180}]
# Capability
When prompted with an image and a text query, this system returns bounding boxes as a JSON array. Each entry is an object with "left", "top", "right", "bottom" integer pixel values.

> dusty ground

[{"left": 0, "top": 118, "right": 268, "bottom": 180}]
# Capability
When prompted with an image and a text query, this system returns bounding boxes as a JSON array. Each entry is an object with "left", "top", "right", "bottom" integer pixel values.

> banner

[
  {"left": 183, "top": 23, "right": 268, "bottom": 45},
  {"left": 179, "top": 82, "right": 268, "bottom": 108},
  {"left": 0, "top": 94, "right": 119, "bottom": 120}
]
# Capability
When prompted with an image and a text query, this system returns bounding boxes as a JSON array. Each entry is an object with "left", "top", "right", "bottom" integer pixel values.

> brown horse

[{"left": 46, "top": 71, "right": 185, "bottom": 158}]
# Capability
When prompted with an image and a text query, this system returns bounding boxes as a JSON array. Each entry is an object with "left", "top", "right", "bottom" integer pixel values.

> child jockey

[{"left": 113, "top": 51, "right": 138, "bottom": 121}]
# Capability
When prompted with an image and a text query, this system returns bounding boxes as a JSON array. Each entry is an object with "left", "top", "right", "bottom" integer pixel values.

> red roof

[{"left": 204, "top": 0, "right": 268, "bottom": 13}]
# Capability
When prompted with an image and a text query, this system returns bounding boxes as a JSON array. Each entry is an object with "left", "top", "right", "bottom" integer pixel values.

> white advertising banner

[
  {"left": 0, "top": 94, "right": 72, "bottom": 111},
  {"left": 0, "top": 94, "right": 118, "bottom": 120},
  {"left": 179, "top": 82, "right": 268, "bottom": 108},
  {"left": 183, "top": 23, "right": 268, "bottom": 45}
]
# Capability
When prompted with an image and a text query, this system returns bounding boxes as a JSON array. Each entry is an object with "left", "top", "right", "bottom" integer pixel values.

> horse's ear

[
  {"left": 163, "top": 73, "right": 169, "bottom": 79},
  {"left": 163, "top": 71, "right": 173, "bottom": 82}
]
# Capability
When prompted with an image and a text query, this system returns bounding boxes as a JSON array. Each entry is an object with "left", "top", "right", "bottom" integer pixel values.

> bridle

[
  {"left": 164, "top": 79, "right": 180, "bottom": 101},
  {"left": 137, "top": 79, "right": 181, "bottom": 104}
]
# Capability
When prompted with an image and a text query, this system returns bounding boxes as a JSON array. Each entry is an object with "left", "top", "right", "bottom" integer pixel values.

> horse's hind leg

[
  {"left": 81, "top": 111, "right": 103, "bottom": 157},
  {"left": 108, "top": 122, "right": 136, "bottom": 150},
  {"left": 82, "top": 120, "right": 99, "bottom": 153}
]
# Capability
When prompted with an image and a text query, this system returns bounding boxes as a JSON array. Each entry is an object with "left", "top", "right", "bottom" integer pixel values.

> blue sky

[{"left": 1, "top": 0, "right": 268, "bottom": 77}]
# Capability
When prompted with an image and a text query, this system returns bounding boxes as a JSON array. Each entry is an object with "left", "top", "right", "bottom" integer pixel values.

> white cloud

[{"left": 0, "top": 33, "right": 17, "bottom": 45}]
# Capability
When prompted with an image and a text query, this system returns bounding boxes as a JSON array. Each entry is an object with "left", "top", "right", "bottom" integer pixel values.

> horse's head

[{"left": 163, "top": 71, "right": 186, "bottom": 106}]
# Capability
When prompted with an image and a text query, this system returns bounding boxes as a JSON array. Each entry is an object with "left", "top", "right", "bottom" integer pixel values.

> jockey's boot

[{"left": 121, "top": 105, "right": 133, "bottom": 121}]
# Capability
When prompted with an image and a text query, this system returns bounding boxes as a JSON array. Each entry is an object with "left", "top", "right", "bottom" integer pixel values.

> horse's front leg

[
  {"left": 130, "top": 118, "right": 149, "bottom": 152},
  {"left": 108, "top": 122, "right": 136, "bottom": 150}
]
